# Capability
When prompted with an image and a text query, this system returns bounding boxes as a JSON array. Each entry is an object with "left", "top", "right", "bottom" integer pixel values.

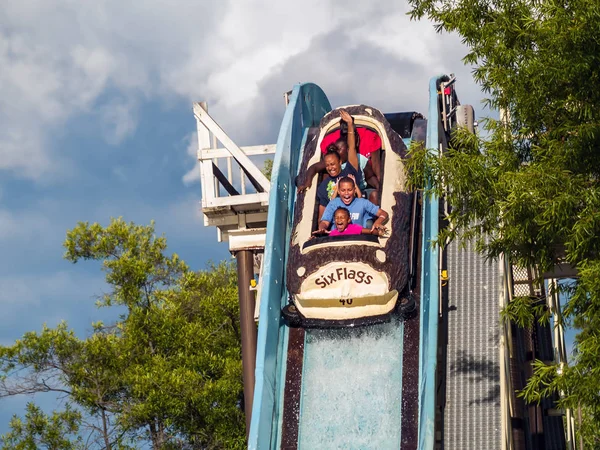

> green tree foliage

[
  {"left": 407, "top": 0, "right": 600, "bottom": 443},
  {"left": 0, "top": 219, "right": 245, "bottom": 449},
  {"left": 262, "top": 159, "right": 273, "bottom": 181},
  {"left": 2, "top": 403, "right": 84, "bottom": 450}
]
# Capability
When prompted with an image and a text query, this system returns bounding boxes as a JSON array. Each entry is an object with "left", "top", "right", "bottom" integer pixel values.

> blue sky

[{"left": 0, "top": 0, "right": 501, "bottom": 437}]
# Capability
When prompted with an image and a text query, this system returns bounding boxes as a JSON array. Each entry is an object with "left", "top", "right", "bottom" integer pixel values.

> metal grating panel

[{"left": 444, "top": 239, "right": 502, "bottom": 449}]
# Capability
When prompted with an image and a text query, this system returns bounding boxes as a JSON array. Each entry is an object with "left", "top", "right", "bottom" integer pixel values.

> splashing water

[{"left": 298, "top": 320, "right": 404, "bottom": 449}]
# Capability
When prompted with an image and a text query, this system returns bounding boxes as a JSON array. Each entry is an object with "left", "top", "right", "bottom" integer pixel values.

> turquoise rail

[
  {"left": 417, "top": 75, "right": 443, "bottom": 449},
  {"left": 248, "top": 83, "right": 331, "bottom": 450}
]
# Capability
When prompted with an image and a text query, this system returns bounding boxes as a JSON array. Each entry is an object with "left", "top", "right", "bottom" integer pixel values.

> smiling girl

[{"left": 316, "top": 207, "right": 387, "bottom": 237}]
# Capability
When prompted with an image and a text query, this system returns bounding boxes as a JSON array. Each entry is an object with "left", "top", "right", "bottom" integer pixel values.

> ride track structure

[
  {"left": 248, "top": 79, "right": 449, "bottom": 449},
  {"left": 194, "top": 74, "right": 573, "bottom": 450}
]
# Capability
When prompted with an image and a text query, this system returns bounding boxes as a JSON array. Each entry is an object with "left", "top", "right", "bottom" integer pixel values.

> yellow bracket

[{"left": 440, "top": 269, "right": 449, "bottom": 287}]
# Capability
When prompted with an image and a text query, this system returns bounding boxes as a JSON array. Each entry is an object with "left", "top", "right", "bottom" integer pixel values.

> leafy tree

[
  {"left": 0, "top": 219, "right": 245, "bottom": 449},
  {"left": 262, "top": 159, "right": 273, "bottom": 181},
  {"left": 1, "top": 403, "right": 84, "bottom": 450},
  {"left": 407, "top": 0, "right": 600, "bottom": 444}
]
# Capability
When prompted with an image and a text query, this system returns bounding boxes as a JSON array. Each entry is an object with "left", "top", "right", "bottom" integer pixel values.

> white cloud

[
  {"left": 353, "top": 9, "right": 445, "bottom": 70},
  {"left": 182, "top": 132, "right": 199, "bottom": 186},
  {"left": 99, "top": 97, "right": 138, "bottom": 145},
  {"left": 0, "top": 0, "right": 481, "bottom": 182},
  {"left": 182, "top": 166, "right": 200, "bottom": 186}
]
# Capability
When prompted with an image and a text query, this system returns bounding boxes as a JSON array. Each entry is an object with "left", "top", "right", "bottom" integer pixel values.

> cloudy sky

[{"left": 0, "top": 0, "right": 489, "bottom": 432}]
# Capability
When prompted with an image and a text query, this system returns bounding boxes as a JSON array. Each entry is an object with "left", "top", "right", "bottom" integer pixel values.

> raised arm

[{"left": 339, "top": 110, "right": 359, "bottom": 171}]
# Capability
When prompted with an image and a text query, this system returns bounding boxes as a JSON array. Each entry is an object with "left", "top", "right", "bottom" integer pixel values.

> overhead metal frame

[{"left": 193, "top": 102, "right": 275, "bottom": 247}]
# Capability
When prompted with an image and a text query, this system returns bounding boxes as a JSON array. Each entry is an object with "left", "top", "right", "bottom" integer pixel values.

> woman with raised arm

[{"left": 305, "top": 110, "right": 363, "bottom": 220}]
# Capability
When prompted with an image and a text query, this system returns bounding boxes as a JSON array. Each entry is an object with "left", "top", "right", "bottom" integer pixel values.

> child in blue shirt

[{"left": 317, "top": 177, "right": 388, "bottom": 232}]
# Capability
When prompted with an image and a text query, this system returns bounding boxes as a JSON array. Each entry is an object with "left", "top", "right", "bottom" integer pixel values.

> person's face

[
  {"left": 324, "top": 154, "right": 342, "bottom": 177},
  {"left": 334, "top": 210, "right": 351, "bottom": 232},
  {"left": 335, "top": 141, "right": 348, "bottom": 162},
  {"left": 338, "top": 181, "right": 355, "bottom": 205}
]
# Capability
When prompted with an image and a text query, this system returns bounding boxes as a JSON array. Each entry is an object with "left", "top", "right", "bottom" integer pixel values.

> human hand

[
  {"left": 339, "top": 109, "right": 353, "bottom": 124},
  {"left": 297, "top": 181, "right": 311, "bottom": 193},
  {"left": 371, "top": 225, "right": 388, "bottom": 236},
  {"left": 312, "top": 229, "right": 330, "bottom": 236}
]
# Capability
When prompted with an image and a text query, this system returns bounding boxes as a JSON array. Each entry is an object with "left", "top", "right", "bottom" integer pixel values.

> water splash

[{"left": 298, "top": 320, "right": 404, "bottom": 449}]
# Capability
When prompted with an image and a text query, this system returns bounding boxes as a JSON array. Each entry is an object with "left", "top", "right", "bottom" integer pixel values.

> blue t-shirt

[
  {"left": 316, "top": 164, "right": 362, "bottom": 207},
  {"left": 321, "top": 197, "right": 380, "bottom": 228}
]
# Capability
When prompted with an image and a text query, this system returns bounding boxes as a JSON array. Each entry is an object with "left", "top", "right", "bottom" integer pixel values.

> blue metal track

[
  {"left": 417, "top": 75, "right": 443, "bottom": 449},
  {"left": 248, "top": 83, "right": 331, "bottom": 450}
]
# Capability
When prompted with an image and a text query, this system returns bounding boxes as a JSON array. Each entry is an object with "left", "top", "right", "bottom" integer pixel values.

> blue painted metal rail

[
  {"left": 417, "top": 75, "right": 444, "bottom": 449},
  {"left": 248, "top": 83, "right": 331, "bottom": 450}
]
